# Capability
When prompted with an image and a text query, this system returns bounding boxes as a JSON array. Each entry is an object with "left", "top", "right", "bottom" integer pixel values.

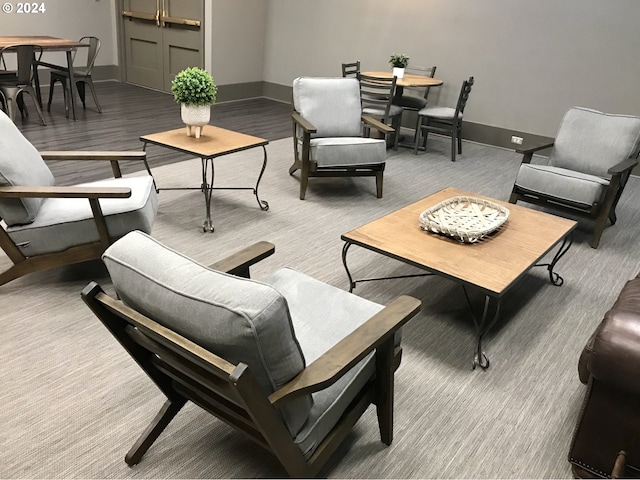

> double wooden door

[{"left": 121, "top": 0, "right": 204, "bottom": 92}]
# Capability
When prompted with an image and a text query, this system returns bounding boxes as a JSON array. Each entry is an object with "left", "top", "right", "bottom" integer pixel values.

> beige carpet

[{"left": 2, "top": 136, "right": 639, "bottom": 478}]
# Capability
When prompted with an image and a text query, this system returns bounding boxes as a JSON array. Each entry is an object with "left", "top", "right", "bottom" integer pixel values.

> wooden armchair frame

[
  {"left": 81, "top": 241, "right": 421, "bottom": 477},
  {"left": 508, "top": 142, "right": 639, "bottom": 249},
  {"left": 0, "top": 151, "right": 150, "bottom": 287},
  {"left": 289, "top": 108, "right": 393, "bottom": 200}
]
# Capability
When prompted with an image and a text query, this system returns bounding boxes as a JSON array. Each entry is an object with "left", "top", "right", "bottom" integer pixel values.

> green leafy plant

[
  {"left": 389, "top": 53, "right": 410, "bottom": 68},
  {"left": 171, "top": 67, "right": 217, "bottom": 106}
]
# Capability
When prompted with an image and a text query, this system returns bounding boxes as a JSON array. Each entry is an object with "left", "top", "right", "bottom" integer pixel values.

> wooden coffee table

[
  {"left": 341, "top": 187, "right": 577, "bottom": 369},
  {"left": 140, "top": 126, "right": 269, "bottom": 232}
]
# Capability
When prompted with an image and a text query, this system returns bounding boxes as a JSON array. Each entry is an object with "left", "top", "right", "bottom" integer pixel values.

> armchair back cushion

[
  {"left": 293, "top": 77, "right": 362, "bottom": 138},
  {"left": 0, "top": 110, "right": 55, "bottom": 226},
  {"left": 101, "top": 231, "right": 312, "bottom": 437},
  {"left": 549, "top": 107, "right": 640, "bottom": 178}
]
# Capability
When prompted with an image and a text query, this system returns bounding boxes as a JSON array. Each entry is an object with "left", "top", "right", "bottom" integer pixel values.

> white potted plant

[
  {"left": 389, "top": 53, "right": 409, "bottom": 79},
  {"left": 171, "top": 67, "right": 217, "bottom": 138}
]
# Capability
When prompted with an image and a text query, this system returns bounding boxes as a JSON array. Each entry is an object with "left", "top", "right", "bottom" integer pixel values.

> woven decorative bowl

[{"left": 419, "top": 196, "right": 510, "bottom": 243}]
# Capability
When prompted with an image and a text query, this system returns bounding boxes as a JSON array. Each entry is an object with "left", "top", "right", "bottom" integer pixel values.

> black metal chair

[
  {"left": 47, "top": 36, "right": 102, "bottom": 117},
  {"left": 413, "top": 76, "right": 474, "bottom": 162},
  {"left": 0, "top": 44, "right": 46, "bottom": 125}
]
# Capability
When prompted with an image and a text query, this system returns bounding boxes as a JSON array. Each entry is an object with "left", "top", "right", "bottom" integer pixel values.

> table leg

[
  {"left": 535, "top": 234, "right": 573, "bottom": 286},
  {"left": 141, "top": 141, "right": 158, "bottom": 193},
  {"left": 66, "top": 50, "right": 78, "bottom": 121},
  {"left": 202, "top": 158, "right": 214, "bottom": 232},
  {"left": 253, "top": 146, "right": 269, "bottom": 211},
  {"left": 342, "top": 241, "right": 356, "bottom": 292},
  {"left": 463, "top": 287, "right": 501, "bottom": 371},
  {"left": 32, "top": 55, "right": 42, "bottom": 108}
]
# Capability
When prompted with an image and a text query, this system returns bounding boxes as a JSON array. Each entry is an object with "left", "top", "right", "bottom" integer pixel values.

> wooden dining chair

[
  {"left": 341, "top": 60, "right": 360, "bottom": 78},
  {"left": 358, "top": 72, "right": 403, "bottom": 150}
]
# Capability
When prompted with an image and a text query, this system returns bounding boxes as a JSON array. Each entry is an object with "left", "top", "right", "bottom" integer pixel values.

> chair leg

[
  {"left": 125, "top": 398, "right": 186, "bottom": 466},
  {"left": 457, "top": 125, "right": 463, "bottom": 154},
  {"left": 76, "top": 80, "right": 86, "bottom": 108},
  {"left": 450, "top": 128, "right": 457, "bottom": 162},
  {"left": 288, "top": 159, "right": 300, "bottom": 175},
  {"left": 592, "top": 210, "right": 610, "bottom": 249},
  {"left": 85, "top": 78, "right": 102, "bottom": 113},
  {"left": 375, "top": 337, "right": 395, "bottom": 445},
  {"left": 413, "top": 116, "right": 423, "bottom": 155},
  {"left": 375, "top": 171, "right": 383, "bottom": 198},
  {"left": 299, "top": 164, "right": 309, "bottom": 200},
  {"left": 46, "top": 78, "right": 55, "bottom": 111},
  {"left": 24, "top": 88, "right": 46, "bottom": 126}
]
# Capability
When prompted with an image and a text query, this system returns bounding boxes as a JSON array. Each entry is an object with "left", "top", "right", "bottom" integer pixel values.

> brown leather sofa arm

[{"left": 589, "top": 311, "right": 640, "bottom": 395}]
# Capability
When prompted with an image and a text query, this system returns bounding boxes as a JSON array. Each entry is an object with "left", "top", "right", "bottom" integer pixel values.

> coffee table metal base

[{"left": 341, "top": 234, "right": 573, "bottom": 370}]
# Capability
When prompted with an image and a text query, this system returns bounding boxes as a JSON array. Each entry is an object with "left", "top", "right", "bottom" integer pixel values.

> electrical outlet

[{"left": 511, "top": 136, "right": 524, "bottom": 145}]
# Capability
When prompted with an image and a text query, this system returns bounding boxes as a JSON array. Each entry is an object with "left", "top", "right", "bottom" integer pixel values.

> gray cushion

[
  {"left": 363, "top": 104, "right": 404, "bottom": 118},
  {"left": 0, "top": 109, "right": 55, "bottom": 226},
  {"left": 394, "top": 95, "right": 428, "bottom": 110},
  {"left": 303, "top": 137, "right": 387, "bottom": 167},
  {"left": 293, "top": 77, "right": 363, "bottom": 138},
  {"left": 101, "top": 231, "right": 312, "bottom": 437},
  {"left": 7, "top": 176, "right": 158, "bottom": 257},
  {"left": 417, "top": 106, "right": 460, "bottom": 120},
  {"left": 264, "top": 267, "right": 386, "bottom": 459},
  {"left": 515, "top": 164, "right": 609, "bottom": 207},
  {"left": 549, "top": 107, "right": 640, "bottom": 178}
]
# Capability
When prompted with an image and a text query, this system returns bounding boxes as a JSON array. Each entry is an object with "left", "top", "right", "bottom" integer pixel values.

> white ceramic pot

[
  {"left": 392, "top": 67, "right": 405, "bottom": 79},
  {"left": 180, "top": 103, "right": 211, "bottom": 138}
]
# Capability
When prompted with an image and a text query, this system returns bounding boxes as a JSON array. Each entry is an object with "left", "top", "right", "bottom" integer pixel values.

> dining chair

[
  {"left": 0, "top": 44, "right": 46, "bottom": 125},
  {"left": 413, "top": 76, "right": 474, "bottom": 162},
  {"left": 341, "top": 60, "right": 360, "bottom": 78},
  {"left": 47, "top": 36, "right": 102, "bottom": 117},
  {"left": 358, "top": 72, "right": 403, "bottom": 150},
  {"left": 393, "top": 65, "right": 437, "bottom": 112}
]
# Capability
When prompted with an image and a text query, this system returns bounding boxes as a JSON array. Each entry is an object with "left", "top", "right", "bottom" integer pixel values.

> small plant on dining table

[{"left": 389, "top": 53, "right": 410, "bottom": 68}]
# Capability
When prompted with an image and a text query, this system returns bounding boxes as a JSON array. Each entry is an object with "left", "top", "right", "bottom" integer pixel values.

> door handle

[
  {"left": 160, "top": 15, "right": 201, "bottom": 27},
  {"left": 122, "top": 10, "right": 158, "bottom": 22}
]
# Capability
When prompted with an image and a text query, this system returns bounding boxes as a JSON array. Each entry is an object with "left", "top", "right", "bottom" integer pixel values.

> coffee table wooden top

[
  {"left": 342, "top": 187, "right": 577, "bottom": 296},
  {"left": 140, "top": 126, "right": 268, "bottom": 158}
]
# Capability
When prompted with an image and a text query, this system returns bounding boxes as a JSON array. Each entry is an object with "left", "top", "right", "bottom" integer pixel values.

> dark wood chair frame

[
  {"left": 81, "top": 241, "right": 421, "bottom": 477},
  {"left": 508, "top": 143, "right": 638, "bottom": 249},
  {"left": 289, "top": 96, "right": 394, "bottom": 200},
  {"left": 341, "top": 60, "right": 360, "bottom": 78},
  {"left": 0, "top": 151, "right": 151, "bottom": 287},
  {"left": 414, "top": 76, "right": 474, "bottom": 162},
  {"left": 358, "top": 72, "right": 402, "bottom": 151},
  {"left": 394, "top": 65, "right": 438, "bottom": 111}
]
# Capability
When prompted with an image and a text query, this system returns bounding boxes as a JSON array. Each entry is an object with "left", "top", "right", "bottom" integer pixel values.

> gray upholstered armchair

[
  {"left": 82, "top": 231, "right": 421, "bottom": 476},
  {"left": 509, "top": 107, "right": 640, "bottom": 248},
  {"left": 289, "top": 77, "right": 393, "bottom": 200},
  {"left": 0, "top": 109, "right": 157, "bottom": 287}
]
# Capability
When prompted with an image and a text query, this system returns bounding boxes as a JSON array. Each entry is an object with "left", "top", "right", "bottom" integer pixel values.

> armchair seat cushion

[
  {"left": 308, "top": 137, "right": 387, "bottom": 167},
  {"left": 515, "top": 164, "right": 609, "bottom": 208},
  {"left": 417, "top": 106, "right": 460, "bottom": 120},
  {"left": 6, "top": 176, "right": 158, "bottom": 257},
  {"left": 264, "top": 267, "right": 388, "bottom": 458}
]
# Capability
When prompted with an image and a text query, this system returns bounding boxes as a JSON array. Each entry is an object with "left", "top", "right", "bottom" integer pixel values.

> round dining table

[{"left": 362, "top": 70, "right": 444, "bottom": 89}]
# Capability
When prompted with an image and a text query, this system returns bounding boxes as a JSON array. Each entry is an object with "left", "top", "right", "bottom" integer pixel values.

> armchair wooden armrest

[
  {"left": 608, "top": 157, "right": 639, "bottom": 175},
  {"left": 40, "top": 151, "right": 148, "bottom": 179},
  {"left": 362, "top": 115, "right": 395, "bottom": 135},
  {"left": 208, "top": 241, "right": 275, "bottom": 278},
  {"left": 0, "top": 185, "right": 131, "bottom": 199},
  {"left": 268, "top": 295, "right": 421, "bottom": 407},
  {"left": 516, "top": 141, "right": 555, "bottom": 164},
  {"left": 39, "top": 151, "right": 147, "bottom": 161},
  {"left": 291, "top": 112, "right": 317, "bottom": 134}
]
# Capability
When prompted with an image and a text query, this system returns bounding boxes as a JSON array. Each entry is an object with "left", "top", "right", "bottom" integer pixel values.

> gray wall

[
  {"left": 264, "top": 0, "right": 640, "bottom": 143},
  {"left": 3, "top": 0, "right": 640, "bottom": 145}
]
